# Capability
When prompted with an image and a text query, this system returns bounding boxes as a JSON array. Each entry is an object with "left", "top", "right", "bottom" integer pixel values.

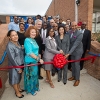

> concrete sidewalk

[{"left": 1, "top": 69, "right": 100, "bottom": 100}]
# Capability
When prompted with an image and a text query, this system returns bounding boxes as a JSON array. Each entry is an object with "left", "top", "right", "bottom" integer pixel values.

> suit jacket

[
  {"left": 40, "top": 28, "right": 48, "bottom": 39},
  {"left": 55, "top": 34, "right": 70, "bottom": 54},
  {"left": 35, "top": 30, "right": 42, "bottom": 54},
  {"left": 6, "top": 41, "right": 24, "bottom": 71},
  {"left": 82, "top": 29, "right": 91, "bottom": 52},
  {"left": 68, "top": 30, "right": 83, "bottom": 56},
  {"left": 43, "top": 36, "right": 60, "bottom": 60}
]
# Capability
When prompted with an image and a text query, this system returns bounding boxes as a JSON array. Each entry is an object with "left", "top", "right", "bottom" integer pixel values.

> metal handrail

[{"left": 0, "top": 51, "right": 7, "bottom": 65}]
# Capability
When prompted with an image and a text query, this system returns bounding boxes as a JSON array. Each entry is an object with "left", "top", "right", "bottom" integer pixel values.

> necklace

[{"left": 30, "top": 38, "right": 37, "bottom": 46}]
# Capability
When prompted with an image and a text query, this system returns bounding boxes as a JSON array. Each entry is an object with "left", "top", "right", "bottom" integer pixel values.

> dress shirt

[{"left": 8, "top": 22, "right": 19, "bottom": 31}]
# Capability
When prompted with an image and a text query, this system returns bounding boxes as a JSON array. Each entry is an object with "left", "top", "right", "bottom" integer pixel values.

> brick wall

[
  {"left": 84, "top": 41, "right": 100, "bottom": 80},
  {"left": 87, "top": 0, "right": 93, "bottom": 31},
  {"left": 46, "top": 0, "right": 75, "bottom": 21},
  {"left": 46, "top": 0, "right": 93, "bottom": 31},
  {"left": 0, "top": 24, "right": 8, "bottom": 98},
  {"left": 6, "top": 16, "right": 10, "bottom": 24}
]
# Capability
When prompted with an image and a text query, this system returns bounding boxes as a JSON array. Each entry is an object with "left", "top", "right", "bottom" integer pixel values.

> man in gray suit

[{"left": 66, "top": 21, "right": 83, "bottom": 86}]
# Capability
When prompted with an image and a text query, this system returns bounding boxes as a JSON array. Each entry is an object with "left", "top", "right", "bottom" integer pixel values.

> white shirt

[
  {"left": 41, "top": 29, "right": 47, "bottom": 44},
  {"left": 80, "top": 29, "right": 85, "bottom": 34}
]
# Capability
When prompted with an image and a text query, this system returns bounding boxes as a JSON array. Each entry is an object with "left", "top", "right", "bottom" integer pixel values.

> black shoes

[
  {"left": 19, "top": 89, "right": 25, "bottom": 93},
  {"left": 58, "top": 80, "right": 60, "bottom": 82},
  {"left": 39, "top": 76, "right": 43, "bottom": 80},
  {"left": 52, "top": 73, "right": 55, "bottom": 77},
  {"left": 63, "top": 83, "right": 66, "bottom": 85},
  {"left": 15, "top": 94, "right": 24, "bottom": 98}
]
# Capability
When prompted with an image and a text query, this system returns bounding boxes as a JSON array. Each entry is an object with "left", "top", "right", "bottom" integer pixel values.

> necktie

[
  {"left": 43, "top": 30, "right": 46, "bottom": 44},
  {"left": 70, "top": 33, "right": 73, "bottom": 38}
]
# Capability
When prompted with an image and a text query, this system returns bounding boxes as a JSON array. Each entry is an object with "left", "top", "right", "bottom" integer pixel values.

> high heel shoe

[
  {"left": 15, "top": 93, "right": 24, "bottom": 98},
  {"left": 49, "top": 82, "right": 54, "bottom": 88},
  {"left": 19, "top": 89, "right": 25, "bottom": 92},
  {"left": 45, "top": 79, "right": 49, "bottom": 83}
]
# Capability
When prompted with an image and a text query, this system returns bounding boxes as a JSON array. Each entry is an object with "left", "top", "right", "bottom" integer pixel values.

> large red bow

[
  {"left": 53, "top": 54, "right": 96, "bottom": 69},
  {"left": 53, "top": 54, "right": 67, "bottom": 69}
]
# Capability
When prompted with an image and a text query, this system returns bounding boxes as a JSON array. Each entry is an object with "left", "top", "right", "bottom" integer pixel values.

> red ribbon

[
  {"left": 0, "top": 54, "right": 96, "bottom": 70},
  {"left": 0, "top": 54, "right": 96, "bottom": 88},
  {"left": 53, "top": 54, "right": 96, "bottom": 69}
]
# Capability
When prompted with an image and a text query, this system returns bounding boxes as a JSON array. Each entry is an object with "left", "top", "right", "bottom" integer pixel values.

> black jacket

[{"left": 82, "top": 29, "right": 91, "bottom": 52}]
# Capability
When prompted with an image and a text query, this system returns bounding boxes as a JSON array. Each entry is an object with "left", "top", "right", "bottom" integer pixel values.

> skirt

[{"left": 43, "top": 58, "right": 53, "bottom": 71}]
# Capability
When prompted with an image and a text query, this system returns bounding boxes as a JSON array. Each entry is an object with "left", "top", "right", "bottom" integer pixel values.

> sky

[{"left": 0, "top": 0, "right": 52, "bottom": 16}]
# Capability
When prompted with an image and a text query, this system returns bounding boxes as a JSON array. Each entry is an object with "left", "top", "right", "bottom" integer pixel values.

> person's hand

[
  {"left": 21, "top": 45, "right": 24, "bottom": 49},
  {"left": 18, "top": 69, "right": 22, "bottom": 73},
  {"left": 60, "top": 50, "right": 64, "bottom": 54},
  {"left": 39, "top": 59, "right": 44, "bottom": 64},
  {"left": 65, "top": 54, "right": 70, "bottom": 58}
]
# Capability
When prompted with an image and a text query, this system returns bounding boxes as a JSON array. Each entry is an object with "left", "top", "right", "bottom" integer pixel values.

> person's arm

[
  {"left": 86, "top": 30, "right": 91, "bottom": 51},
  {"left": 24, "top": 38, "right": 44, "bottom": 63},
  {"left": 24, "top": 39, "right": 38, "bottom": 58},
  {"left": 6, "top": 45, "right": 21, "bottom": 72},
  {"left": 65, "top": 35, "right": 70, "bottom": 54},
  {"left": 45, "top": 38, "right": 60, "bottom": 54},
  {"left": 68, "top": 33, "right": 83, "bottom": 55},
  {"left": 35, "top": 34, "right": 42, "bottom": 55}
]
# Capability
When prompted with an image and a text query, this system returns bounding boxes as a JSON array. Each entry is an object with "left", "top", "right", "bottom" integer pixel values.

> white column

[
  {"left": 75, "top": 0, "right": 78, "bottom": 22},
  {"left": 95, "top": 12, "right": 97, "bottom": 33}
]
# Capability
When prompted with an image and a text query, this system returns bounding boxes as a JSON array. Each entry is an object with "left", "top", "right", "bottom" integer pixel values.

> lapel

[
  {"left": 49, "top": 38, "right": 56, "bottom": 48},
  {"left": 41, "top": 29, "right": 47, "bottom": 38},
  {"left": 57, "top": 34, "right": 66, "bottom": 43},
  {"left": 83, "top": 29, "right": 87, "bottom": 36},
  {"left": 70, "top": 30, "right": 78, "bottom": 42},
  {"left": 57, "top": 35, "right": 61, "bottom": 44},
  {"left": 61, "top": 34, "right": 66, "bottom": 43}
]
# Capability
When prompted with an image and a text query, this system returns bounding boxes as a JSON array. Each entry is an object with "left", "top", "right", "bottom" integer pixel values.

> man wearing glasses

[
  {"left": 53, "top": 23, "right": 58, "bottom": 36},
  {"left": 80, "top": 22, "right": 91, "bottom": 70},
  {"left": 8, "top": 16, "right": 19, "bottom": 31}
]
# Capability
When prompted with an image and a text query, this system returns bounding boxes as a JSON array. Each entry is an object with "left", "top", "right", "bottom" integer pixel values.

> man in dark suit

[
  {"left": 80, "top": 22, "right": 91, "bottom": 70},
  {"left": 35, "top": 19, "right": 43, "bottom": 79},
  {"left": 40, "top": 22, "right": 48, "bottom": 51}
]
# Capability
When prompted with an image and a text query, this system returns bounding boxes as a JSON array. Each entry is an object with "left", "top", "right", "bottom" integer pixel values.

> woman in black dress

[{"left": 17, "top": 23, "right": 26, "bottom": 46}]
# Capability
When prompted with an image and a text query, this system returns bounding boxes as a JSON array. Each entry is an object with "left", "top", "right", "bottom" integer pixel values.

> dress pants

[
  {"left": 71, "top": 55, "right": 82, "bottom": 80},
  {"left": 58, "top": 64, "right": 68, "bottom": 83},
  {"left": 80, "top": 51, "right": 86, "bottom": 70}
]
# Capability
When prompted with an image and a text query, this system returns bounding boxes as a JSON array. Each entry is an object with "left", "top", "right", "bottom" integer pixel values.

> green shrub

[{"left": 97, "top": 36, "right": 100, "bottom": 43}]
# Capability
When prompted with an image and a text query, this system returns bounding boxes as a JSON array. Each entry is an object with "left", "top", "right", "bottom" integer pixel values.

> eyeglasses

[
  {"left": 14, "top": 18, "right": 18, "bottom": 20},
  {"left": 44, "top": 25, "right": 47, "bottom": 26},
  {"left": 53, "top": 26, "right": 58, "bottom": 27},
  {"left": 82, "top": 24, "right": 86, "bottom": 25},
  {"left": 65, "top": 27, "right": 69, "bottom": 28},
  {"left": 50, "top": 31, "right": 54, "bottom": 32}
]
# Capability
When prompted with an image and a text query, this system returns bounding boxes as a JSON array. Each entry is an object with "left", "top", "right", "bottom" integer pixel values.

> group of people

[{"left": 6, "top": 15, "right": 91, "bottom": 98}]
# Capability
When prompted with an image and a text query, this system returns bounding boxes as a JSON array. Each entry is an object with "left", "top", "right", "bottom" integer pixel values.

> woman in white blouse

[{"left": 43, "top": 27, "right": 63, "bottom": 88}]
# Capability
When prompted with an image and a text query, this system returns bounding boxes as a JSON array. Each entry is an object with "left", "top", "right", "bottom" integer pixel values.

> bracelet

[{"left": 36, "top": 56, "right": 40, "bottom": 62}]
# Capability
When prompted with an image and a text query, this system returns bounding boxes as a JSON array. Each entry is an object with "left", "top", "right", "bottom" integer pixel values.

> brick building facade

[{"left": 46, "top": 0, "right": 93, "bottom": 31}]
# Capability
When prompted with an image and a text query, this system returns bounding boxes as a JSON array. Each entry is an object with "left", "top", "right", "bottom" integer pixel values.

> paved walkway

[{"left": 1, "top": 69, "right": 100, "bottom": 100}]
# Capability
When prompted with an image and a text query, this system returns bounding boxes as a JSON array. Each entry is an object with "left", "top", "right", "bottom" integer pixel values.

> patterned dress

[{"left": 24, "top": 38, "right": 39, "bottom": 95}]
